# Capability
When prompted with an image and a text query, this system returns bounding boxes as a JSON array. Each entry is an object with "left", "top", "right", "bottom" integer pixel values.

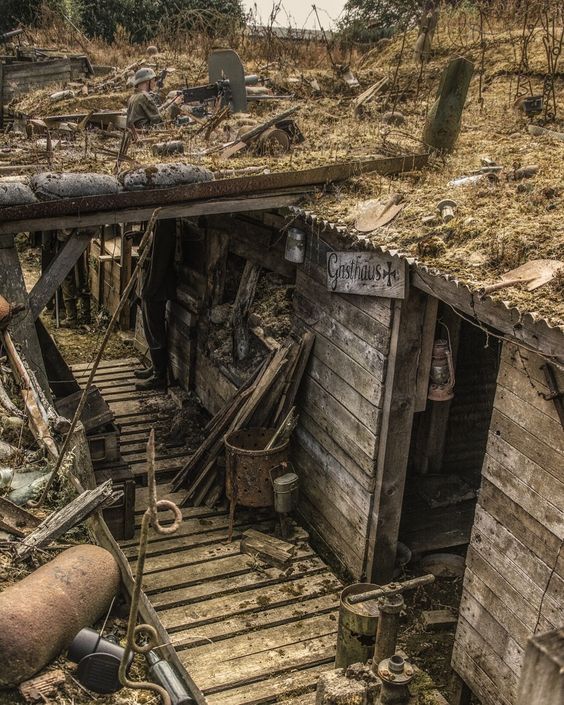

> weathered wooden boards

[
  {"left": 292, "top": 233, "right": 394, "bottom": 578},
  {"left": 172, "top": 335, "right": 313, "bottom": 506},
  {"left": 120, "top": 462, "right": 342, "bottom": 704},
  {"left": 72, "top": 358, "right": 192, "bottom": 483},
  {"left": 452, "top": 342, "right": 564, "bottom": 705},
  {"left": 516, "top": 628, "right": 564, "bottom": 705}
]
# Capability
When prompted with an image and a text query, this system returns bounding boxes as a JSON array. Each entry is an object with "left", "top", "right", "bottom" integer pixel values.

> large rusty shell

[
  {"left": 0, "top": 295, "right": 11, "bottom": 329},
  {"left": 0, "top": 545, "right": 120, "bottom": 687}
]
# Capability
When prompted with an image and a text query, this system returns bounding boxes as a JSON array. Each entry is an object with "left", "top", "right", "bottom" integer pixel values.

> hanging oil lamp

[{"left": 428, "top": 338, "right": 455, "bottom": 401}]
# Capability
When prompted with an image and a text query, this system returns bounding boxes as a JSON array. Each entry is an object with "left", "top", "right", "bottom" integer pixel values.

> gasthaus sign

[{"left": 326, "top": 251, "right": 407, "bottom": 298}]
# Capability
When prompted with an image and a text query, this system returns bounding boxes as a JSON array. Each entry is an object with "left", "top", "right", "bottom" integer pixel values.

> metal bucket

[
  {"left": 225, "top": 428, "right": 289, "bottom": 508},
  {"left": 335, "top": 583, "right": 380, "bottom": 669}
]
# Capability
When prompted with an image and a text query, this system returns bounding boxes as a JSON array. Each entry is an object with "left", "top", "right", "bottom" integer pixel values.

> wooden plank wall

[
  {"left": 452, "top": 341, "right": 564, "bottom": 705},
  {"left": 170, "top": 213, "right": 395, "bottom": 579},
  {"left": 292, "top": 234, "right": 393, "bottom": 578},
  {"left": 1, "top": 59, "right": 73, "bottom": 102}
]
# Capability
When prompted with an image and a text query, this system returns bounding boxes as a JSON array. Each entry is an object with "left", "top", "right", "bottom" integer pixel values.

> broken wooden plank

[
  {"left": 240, "top": 528, "right": 297, "bottom": 568},
  {"left": 231, "top": 261, "right": 261, "bottom": 361},
  {"left": 15, "top": 480, "right": 114, "bottom": 559},
  {"left": 1, "top": 330, "right": 59, "bottom": 460},
  {"left": 421, "top": 609, "right": 458, "bottom": 631},
  {"left": 55, "top": 385, "right": 114, "bottom": 432}
]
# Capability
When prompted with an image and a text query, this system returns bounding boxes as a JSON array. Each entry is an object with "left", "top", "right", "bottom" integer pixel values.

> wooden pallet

[{"left": 71, "top": 358, "right": 342, "bottom": 704}]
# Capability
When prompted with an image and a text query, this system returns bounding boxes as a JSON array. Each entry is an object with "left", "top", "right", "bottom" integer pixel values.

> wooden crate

[
  {"left": 87, "top": 422, "right": 120, "bottom": 466},
  {"left": 94, "top": 460, "right": 135, "bottom": 541}
]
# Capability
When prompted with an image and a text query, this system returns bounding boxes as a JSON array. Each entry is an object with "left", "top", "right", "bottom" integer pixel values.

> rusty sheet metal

[
  {"left": 0, "top": 153, "right": 428, "bottom": 225},
  {"left": 0, "top": 496, "right": 41, "bottom": 537}
]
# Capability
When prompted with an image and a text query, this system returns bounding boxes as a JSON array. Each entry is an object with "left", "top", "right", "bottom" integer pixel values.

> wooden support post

[
  {"left": 29, "top": 229, "right": 92, "bottom": 319},
  {"left": 0, "top": 234, "right": 49, "bottom": 395},
  {"left": 450, "top": 672, "right": 473, "bottom": 705},
  {"left": 365, "top": 289, "right": 427, "bottom": 584},
  {"left": 414, "top": 295, "right": 439, "bottom": 412},
  {"left": 413, "top": 306, "right": 461, "bottom": 475},
  {"left": 205, "top": 228, "right": 229, "bottom": 309},
  {"left": 119, "top": 227, "right": 133, "bottom": 330},
  {"left": 35, "top": 318, "right": 80, "bottom": 398},
  {"left": 231, "top": 261, "right": 261, "bottom": 362}
]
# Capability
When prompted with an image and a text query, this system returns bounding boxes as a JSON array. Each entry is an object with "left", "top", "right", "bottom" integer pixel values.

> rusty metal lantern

[{"left": 428, "top": 338, "right": 455, "bottom": 401}]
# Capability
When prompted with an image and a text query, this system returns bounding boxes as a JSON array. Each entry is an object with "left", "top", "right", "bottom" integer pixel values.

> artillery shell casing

[{"left": 0, "top": 545, "right": 120, "bottom": 687}]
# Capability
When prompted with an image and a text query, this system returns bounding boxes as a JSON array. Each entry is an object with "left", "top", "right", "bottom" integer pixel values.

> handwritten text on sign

[{"left": 326, "top": 251, "right": 407, "bottom": 298}]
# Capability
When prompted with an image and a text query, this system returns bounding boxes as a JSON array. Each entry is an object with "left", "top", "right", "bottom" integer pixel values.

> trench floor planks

[{"left": 72, "top": 358, "right": 342, "bottom": 704}]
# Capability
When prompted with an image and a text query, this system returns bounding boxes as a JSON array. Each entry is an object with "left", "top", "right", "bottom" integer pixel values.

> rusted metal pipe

[
  {"left": 373, "top": 594, "right": 405, "bottom": 666},
  {"left": 377, "top": 654, "right": 414, "bottom": 704},
  {"left": 347, "top": 574, "right": 435, "bottom": 605},
  {"left": 0, "top": 545, "right": 120, "bottom": 687}
]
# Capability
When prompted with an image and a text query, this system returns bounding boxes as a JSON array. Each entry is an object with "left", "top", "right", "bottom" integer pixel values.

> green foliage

[
  {"left": 338, "top": 0, "right": 424, "bottom": 42},
  {"left": 0, "top": 0, "right": 68, "bottom": 34},
  {"left": 79, "top": 0, "right": 244, "bottom": 44}
]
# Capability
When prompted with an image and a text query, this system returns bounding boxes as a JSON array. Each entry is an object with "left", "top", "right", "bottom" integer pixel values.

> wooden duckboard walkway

[{"left": 72, "top": 357, "right": 341, "bottom": 705}]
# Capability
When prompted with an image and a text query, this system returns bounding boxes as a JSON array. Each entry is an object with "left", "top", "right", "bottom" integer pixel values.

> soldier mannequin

[
  {"left": 134, "top": 219, "right": 177, "bottom": 391},
  {"left": 126, "top": 68, "right": 164, "bottom": 129},
  {"left": 57, "top": 228, "right": 92, "bottom": 328}
]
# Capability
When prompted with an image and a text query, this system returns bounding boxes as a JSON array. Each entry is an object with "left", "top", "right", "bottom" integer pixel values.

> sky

[{"left": 242, "top": 0, "right": 347, "bottom": 30}]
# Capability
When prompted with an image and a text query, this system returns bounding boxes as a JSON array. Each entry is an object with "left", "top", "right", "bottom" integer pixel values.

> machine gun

[
  {"left": 182, "top": 78, "right": 233, "bottom": 107},
  {"left": 181, "top": 74, "right": 263, "bottom": 113}
]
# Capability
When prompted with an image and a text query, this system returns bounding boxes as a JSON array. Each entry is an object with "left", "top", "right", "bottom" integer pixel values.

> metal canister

[
  {"left": 273, "top": 472, "right": 299, "bottom": 514},
  {"left": 147, "top": 651, "right": 195, "bottom": 704},
  {"left": 335, "top": 583, "right": 380, "bottom": 669},
  {"left": 68, "top": 627, "right": 132, "bottom": 666},
  {"left": 285, "top": 227, "right": 306, "bottom": 263}
]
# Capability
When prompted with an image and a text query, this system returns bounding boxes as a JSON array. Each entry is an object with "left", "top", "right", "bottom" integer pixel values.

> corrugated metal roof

[{"left": 289, "top": 206, "right": 564, "bottom": 359}]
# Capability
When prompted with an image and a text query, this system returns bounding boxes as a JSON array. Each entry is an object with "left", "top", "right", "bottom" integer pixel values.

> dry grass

[{"left": 2, "top": 7, "right": 563, "bottom": 325}]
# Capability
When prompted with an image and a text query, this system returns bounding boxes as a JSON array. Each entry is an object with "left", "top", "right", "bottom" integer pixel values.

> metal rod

[
  {"left": 119, "top": 428, "right": 182, "bottom": 704},
  {"left": 347, "top": 574, "right": 435, "bottom": 605},
  {"left": 32, "top": 209, "right": 161, "bottom": 507}
]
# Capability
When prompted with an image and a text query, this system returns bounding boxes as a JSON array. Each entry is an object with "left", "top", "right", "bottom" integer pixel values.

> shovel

[
  {"left": 355, "top": 193, "right": 405, "bottom": 232},
  {"left": 480, "top": 259, "right": 564, "bottom": 296}
]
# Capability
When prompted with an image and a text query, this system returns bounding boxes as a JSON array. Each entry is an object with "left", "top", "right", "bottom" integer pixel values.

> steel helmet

[{"left": 134, "top": 67, "right": 157, "bottom": 87}]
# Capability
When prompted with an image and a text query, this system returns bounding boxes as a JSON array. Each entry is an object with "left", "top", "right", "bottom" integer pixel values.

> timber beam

[
  {"left": 29, "top": 230, "right": 93, "bottom": 319},
  {"left": 0, "top": 192, "right": 304, "bottom": 236},
  {"left": 0, "top": 154, "right": 428, "bottom": 235}
]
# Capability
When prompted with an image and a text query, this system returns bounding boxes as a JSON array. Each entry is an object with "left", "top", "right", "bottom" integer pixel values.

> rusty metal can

[
  {"left": 335, "top": 583, "right": 380, "bottom": 669},
  {"left": 0, "top": 545, "right": 120, "bottom": 687}
]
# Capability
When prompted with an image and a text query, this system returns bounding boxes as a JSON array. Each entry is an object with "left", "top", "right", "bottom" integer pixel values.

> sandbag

[
  {"left": 31, "top": 172, "right": 121, "bottom": 200},
  {"left": 0, "top": 182, "right": 38, "bottom": 206},
  {"left": 121, "top": 162, "right": 214, "bottom": 191}
]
